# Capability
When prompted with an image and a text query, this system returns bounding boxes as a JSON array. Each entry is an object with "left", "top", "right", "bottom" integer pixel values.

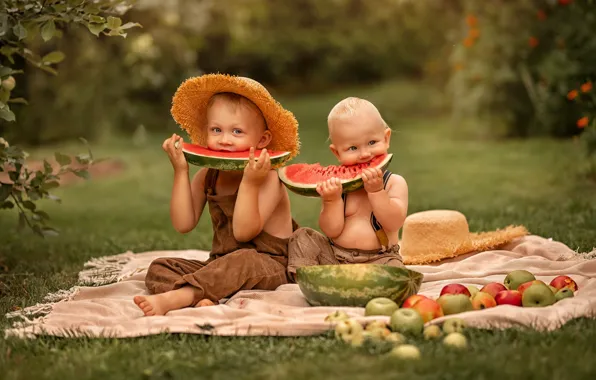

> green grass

[{"left": 2, "top": 79, "right": 596, "bottom": 380}]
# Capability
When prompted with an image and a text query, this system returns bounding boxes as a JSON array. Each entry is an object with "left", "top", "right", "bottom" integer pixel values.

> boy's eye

[
  {"left": 347, "top": 146, "right": 357, "bottom": 151},
  {"left": 368, "top": 140, "right": 376, "bottom": 145},
  {"left": 232, "top": 129, "right": 243, "bottom": 135},
  {"left": 211, "top": 127, "right": 221, "bottom": 133}
]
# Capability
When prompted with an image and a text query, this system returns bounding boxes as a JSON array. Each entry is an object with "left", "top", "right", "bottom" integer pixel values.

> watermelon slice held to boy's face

[
  {"left": 278, "top": 154, "right": 393, "bottom": 197},
  {"left": 181, "top": 142, "right": 292, "bottom": 170}
]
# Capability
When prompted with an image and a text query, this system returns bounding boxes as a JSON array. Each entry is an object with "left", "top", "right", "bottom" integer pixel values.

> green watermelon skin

[
  {"left": 278, "top": 154, "right": 393, "bottom": 197},
  {"left": 296, "top": 264, "right": 423, "bottom": 307},
  {"left": 181, "top": 143, "right": 291, "bottom": 170}
]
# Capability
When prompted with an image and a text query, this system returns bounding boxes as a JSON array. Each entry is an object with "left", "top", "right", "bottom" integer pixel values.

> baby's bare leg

[
  {"left": 196, "top": 299, "right": 216, "bottom": 307},
  {"left": 134, "top": 286, "right": 198, "bottom": 316}
]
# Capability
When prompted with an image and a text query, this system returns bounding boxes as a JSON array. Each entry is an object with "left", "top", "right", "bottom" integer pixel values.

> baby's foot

[
  {"left": 195, "top": 298, "right": 216, "bottom": 307},
  {"left": 134, "top": 294, "right": 171, "bottom": 316}
]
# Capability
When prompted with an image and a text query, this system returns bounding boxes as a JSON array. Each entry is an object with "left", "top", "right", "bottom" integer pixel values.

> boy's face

[
  {"left": 205, "top": 98, "right": 271, "bottom": 152},
  {"left": 328, "top": 110, "right": 391, "bottom": 166}
]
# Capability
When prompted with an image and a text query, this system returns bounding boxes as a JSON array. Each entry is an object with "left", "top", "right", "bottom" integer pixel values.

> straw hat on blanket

[
  {"left": 400, "top": 210, "right": 529, "bottom": 265},
  {"left": 170, "top": 73, "right": 300, "bottom": 162}
]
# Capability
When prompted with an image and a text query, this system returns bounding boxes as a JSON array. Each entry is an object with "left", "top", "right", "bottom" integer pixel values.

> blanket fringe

[
  {"left": 77, "top": 251, "right": 134, "bottom": 286},
  {"left": 4, "top": 286, "right": 81, "bottom": 326}
]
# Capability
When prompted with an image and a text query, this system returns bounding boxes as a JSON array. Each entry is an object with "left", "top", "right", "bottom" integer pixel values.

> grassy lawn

[{"left": 1, "top": 79, "right": 596, "bottom": 379}]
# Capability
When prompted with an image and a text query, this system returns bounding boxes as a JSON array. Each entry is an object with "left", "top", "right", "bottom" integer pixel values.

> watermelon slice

[
  {"left": 296, "top": 264, "right": 423, "bottom": 307},
  {"left": 278, "top": 154, "right": 393, "bottom": 197},
  {"left": 181, "top": 142, "right": 291, "bottom": 170}
]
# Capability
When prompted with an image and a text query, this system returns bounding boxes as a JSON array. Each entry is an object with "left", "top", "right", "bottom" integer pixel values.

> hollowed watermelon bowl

[{"left": 296, "top": 264, "right": 423, "bottom": 307}]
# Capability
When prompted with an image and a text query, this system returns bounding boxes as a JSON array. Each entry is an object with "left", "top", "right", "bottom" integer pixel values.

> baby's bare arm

[
  {"left": 233, "top": 170, "right": 282, "bottom": 242},
  {"left": 170, "top": 168, "right": 208, "bottom": 233},
  {"left": 367, "top": 174, "right": 408, "bottom": 232},
  {"left": 318, "top": 198, "right": 345, "bottom": 239}
]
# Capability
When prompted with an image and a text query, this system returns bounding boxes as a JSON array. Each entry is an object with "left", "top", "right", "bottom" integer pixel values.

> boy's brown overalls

[{"left": 145, "top": 169, "right": 296, "bottom": 305}]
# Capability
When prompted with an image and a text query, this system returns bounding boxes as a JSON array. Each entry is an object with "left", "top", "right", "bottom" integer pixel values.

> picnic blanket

[{"left": 4, "top": 235, "right": 596, "bottom": 339}]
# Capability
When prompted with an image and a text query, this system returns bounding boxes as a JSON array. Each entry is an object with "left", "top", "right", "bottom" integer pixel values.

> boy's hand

[
  {"left": 162, "top": 133, "right": 189, "bottom": 172},
  {"left": 316, "top": 178, "right": 343, "bottom": 202},
  {"left": 362, "top": 168, "right": 384, "bottom": 193},
  {"left": 243, "top": 147, "right": 271, "bottom": 186}
]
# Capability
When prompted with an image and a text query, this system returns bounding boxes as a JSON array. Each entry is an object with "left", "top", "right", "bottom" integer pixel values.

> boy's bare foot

[
  {"left": 134, "top": 287, "right": 197, "bottom": 316},
  {"left": 196, "top": 298, "right": 216, "bottom": 307}
]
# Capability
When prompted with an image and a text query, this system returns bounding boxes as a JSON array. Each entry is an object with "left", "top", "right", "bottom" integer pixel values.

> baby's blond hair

[{"left": 327, "top": 97, "right": 388, "bottom": 132}]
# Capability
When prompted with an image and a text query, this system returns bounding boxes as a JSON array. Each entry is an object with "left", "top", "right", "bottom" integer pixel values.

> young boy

[
  {"left": 134, "top": 74, "right": 300, "bottom": 316},
  {"left": 287, "top": 97, "right": 407, "bottom": 280}
]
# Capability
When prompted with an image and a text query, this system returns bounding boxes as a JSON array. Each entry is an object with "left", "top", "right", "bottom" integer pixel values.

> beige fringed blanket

[{"left": 4, "top": 235, "right": 596, "bottom": 339}]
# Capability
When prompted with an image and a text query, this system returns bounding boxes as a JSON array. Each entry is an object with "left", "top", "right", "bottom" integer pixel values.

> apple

[
  {"left": 549, "top": 275, "right": 579, "bottom": 292},
  {"left": 401, "top": 294, "right": 428, "bottom": 308},
  {"left": 389, "top": 344, "right": 421, "bottom": 360},
  {"left": 521, "top": 283, "right": 556, "bottom": 307},
  {"left": 436, "top": 294, "right": 474, "bottom": 315},
  {"left": 467, "top": 285, "right": 480, "bottom": 298},
  {"left": 549, "top": 285, "right": 558, "bottom": 294},
  {"left": 410, "top": 298, "right": 444, "bottom": 323},
  {"left": 494, "top": 290, "right": 522, "bottom": 306},
  {"left": 423, "top": 325, "right": 443, "bottom": 340},
  {"left": 334, "top": 319, "right": 363, "bottom": 342},
  {"left": 365, "top": 320, "right": 388, "bottom": 331},
  {"left": 1, "top": 76, "right": 16, "bottom": 92},
  {"left": 366, "top": 326, "right": 392, "bottom": 341},
  {"left": 471, "top": 291, "right": 497, "bottom": 310},
  {"left": 517, "top": 280, "right": 546, "bottom": 296},
  {"left": 440, "top": 284, "right": 472, "bottom": 297},
  {"left": 365, "top": 297, "right": 399, "bottom": 316},
  {"left": 385, "top": 332, "right": 406, "bottom": 344},
  {"left": 443, "top": 332, "right": 468, "bottom": 349},
  {"left": 555, "top": 288, "right": 574, "bottom": 302},
  {"left": 390, "top": 308, "right": 424, "bottom": 335},
  {"left": 504, "top": 270, "right": 536, "bottom": 290},
  {"left": 325, "top": 310, "right": 350, "bottom": 322},
  {"left": 480, "top": 282, "right": 507, "bottom": 299},
  {"left": 442, "top": 318, "right": 466, "bottom": 334}
]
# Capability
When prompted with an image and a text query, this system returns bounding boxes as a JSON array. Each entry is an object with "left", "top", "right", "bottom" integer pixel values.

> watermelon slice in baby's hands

[
  {"left": 180, "top": 142, "right": 291, "bottom": 170},
  {"left": 278, "top": 154, "right": 393, "bottom": 197}
]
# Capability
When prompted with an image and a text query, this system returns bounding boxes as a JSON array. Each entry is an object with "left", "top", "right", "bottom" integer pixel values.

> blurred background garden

[{"left": 1, "top": 1, "right": 596, "bottom": 378}]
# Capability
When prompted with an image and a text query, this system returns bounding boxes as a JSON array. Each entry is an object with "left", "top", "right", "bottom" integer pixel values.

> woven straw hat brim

[
  {"left": 402, "top": 225, "right": 529, "bottom": 265},
  {"left": 170, "top": 74, "right": 300, "bottom": 164}
]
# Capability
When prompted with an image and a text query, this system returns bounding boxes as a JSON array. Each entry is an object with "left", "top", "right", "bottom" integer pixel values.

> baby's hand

[
  {"left": 316, "top": 178, "right": 343, "bottom": 202},
  {"left": 243, "top": 147, "right": 271, "bottom": 186},
  {"left": 362, "top": 168, "right": 384, "bottom": 193},
  {"left": 162, "top": 133, "right": 188, "bottom": 172}
]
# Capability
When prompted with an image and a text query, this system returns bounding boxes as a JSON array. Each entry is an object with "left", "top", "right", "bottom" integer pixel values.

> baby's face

[
  {"left": 329, "top": 111, "right": 391, "bottom": 166},
  {"left": 205, "top": 98, "right": 270, "bottom": 152}
]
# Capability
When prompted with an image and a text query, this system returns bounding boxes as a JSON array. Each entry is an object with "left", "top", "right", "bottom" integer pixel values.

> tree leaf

[
  {"left": 0, "top": 183, "right": 12, "bottom": 202},
  {"left": 89, "top": 15, "right": 105, "bottom": 23},
  {"left": 106, "top": 16, "right": 122, "bottom": 30},
  {"left": 7, "top": 97, "right": 29, "bottom": 105},
  {"left": 41, "top": 20, "right": 56, "bottom": 42},
  {"left": 73, "top": 169, "right": 90, "bottom": 179},
  {"left": 22, "top": 200, "right": 36, "bottom": 211},
  {"left": 54, "top": 152, "right": 71, "bottom": 166},
  {"left": 34, "top": 210, "right": 50, "bottom": 221},
  {"left": 8, "top": 171, "right": 19, "bottom": 182},
  {"left": 87, "top": 22, "right": 105, "bottom": 37},
  {"left": 12, "top": 24, "right": 27, "bottom": 40},
  {"left": 120, "top": 22, "right": 142, "bottom": 31},
  {"left": 42, "top": 181, "right": 60, "bottom": 190},
  {"left": 47, "top": 194, "right": 61, "bottom": 203},
  {"left": 1, "top": 200, "right": 14, "bottom": 209},
  {"left": 43, "top": 159, "right": 53, "bottom": 174},
  {"left": 42, "top": 51, "right": 66, "bottom": 64},
  {"left": 0, "top": 106, "right": 15, "bottom": 121},
  {"left": 41, "top": 227, "right": 59, "bottom": 237}
]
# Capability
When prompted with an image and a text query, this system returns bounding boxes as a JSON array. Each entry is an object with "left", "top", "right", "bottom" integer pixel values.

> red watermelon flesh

[{"left": 283, "top": 154, "right": 389, "bottom": 182}]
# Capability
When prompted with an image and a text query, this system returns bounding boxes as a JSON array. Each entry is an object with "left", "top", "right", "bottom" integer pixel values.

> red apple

[
  {"left": 494, "top": 290, "right": 522, "bottom": 306},
  {"left": 549, "top": 275, "right": 578, "bottom": 292},
  {"left": 401, "top": 294, "right": 428, "bottom": 308},
  {"left": 470, "top": 291, "right": 497, "bottom": 310},
  {"left": 410, "top": 298, "right": 444, "bottom": 323},
  {"left": 480, "top": 282, "right": 507, "bottom": 299},
  {"left": 517, "top": 280, "right": 546, "bottom": 296},
  {"left": 440, "top": 284, "right": 471, "bottom": 297}
]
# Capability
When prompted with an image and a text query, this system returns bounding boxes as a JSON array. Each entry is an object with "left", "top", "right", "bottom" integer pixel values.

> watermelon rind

[
  {"left": 278, "top": 154, "right": 393, "bottom": 197},
  {"left": 296, "top": 264, "right": 423, "bottom": 307},
  {"left": 181, "top": 143, "right": 291, "bottom": 170}
]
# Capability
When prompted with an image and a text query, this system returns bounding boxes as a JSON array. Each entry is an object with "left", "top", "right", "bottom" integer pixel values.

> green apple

[
  {"left": 325, "top": 310, "right": 350, "bottom": 322},
  {"left": 365, "top": 297, "right": 399, "bottom": 316},
  {"left": 367, "top": 327, "right": 392, "bottom": 341},
  {"left": 436, "top": 294, "right": 474, "bottom": 315},
  {"left": 365, "top": 320, "right": 388, "bottom": 331},
  {"left": 466, "top": 285, "right": 480, "bottom": 298},
  {"left": 389, "top": 344, "right": 421, "bottom": 360},
  {"left": 442, "top": 318, "right": 466, "bottom": 333},
  {"left": 504, "top": 270, "right": 536, "bottom": 290},
  {"left": 350, "top": 331, "right": 372, "bottom": 347},
  {"left": 334, "top": 319, "right": 363, "bottom": 342},
  {"left": 423, "top": 325, "right": 442, "bottom": 340},
  {"left": 555, "top": 288, "right": 574, "bottom": 302},
  {"left": 443, "top": 332, "right": 468, "bottom": 349},
  {"left": 521, "top": 283, "right": 556, "bottom": 307},
  {"left": 390, "top": 308, "right": 424, "bottom": 335},
  {"left": 385, "top": 332, "right": 406, "bottom": 344}
]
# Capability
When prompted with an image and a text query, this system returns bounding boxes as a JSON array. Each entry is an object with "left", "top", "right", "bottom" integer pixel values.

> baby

[
  {"left": 287, "top": 97, "right": 408, "bottom": 280},
  {"left": 134, "top": 74, "right": 299, "bottom": 316}
]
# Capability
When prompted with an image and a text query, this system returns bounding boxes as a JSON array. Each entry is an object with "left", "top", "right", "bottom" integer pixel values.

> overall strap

[
  {"left": 371, "top": 170, "right": 392, "bottom": 248},
  {"left": 204, "top": 169, "right": 219, "bottom": 196}
]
